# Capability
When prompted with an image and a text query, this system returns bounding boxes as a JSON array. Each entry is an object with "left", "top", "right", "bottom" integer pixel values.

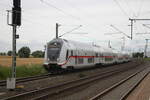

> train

[{"left": 43, "top": 38, "right": 131, "bottom": 73}]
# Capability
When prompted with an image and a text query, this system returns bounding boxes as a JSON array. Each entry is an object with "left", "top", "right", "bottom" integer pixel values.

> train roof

[
  {"left": 63, "top": 38, "right": 94, "bottom": 51},
  {"left": 48, "top": 38, "right": 128, "bottom": 54}
]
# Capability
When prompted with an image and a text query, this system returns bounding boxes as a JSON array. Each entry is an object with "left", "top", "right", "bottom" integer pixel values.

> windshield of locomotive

[{"left": 47, "top": 42, "right": 62, "bottom": 61}]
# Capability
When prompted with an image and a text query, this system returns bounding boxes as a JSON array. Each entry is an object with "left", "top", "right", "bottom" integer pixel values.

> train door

[
  {"left": 74, "top": 49, "right": 77, "bottom": 65},
  {"left": 95, "top": 53, "right": 99, "bottom": 64},
  {"left": 70, "top": 50, "right": 74, "bottom": 66},
  {"left": 99, "top": 53, "right": 103, "bottom": 64},
  {"left": 101, "top": 53, "right": 105, "bottom": 64}
]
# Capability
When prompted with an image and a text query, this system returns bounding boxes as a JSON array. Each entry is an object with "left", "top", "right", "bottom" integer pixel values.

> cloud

[{"left": 0, "top": 0, "right": 150, "bottom": 53}]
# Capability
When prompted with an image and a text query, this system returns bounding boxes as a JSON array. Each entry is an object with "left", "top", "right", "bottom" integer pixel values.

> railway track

[
  {"left": 0, "top": 63, "right": 128, "bottom": 87},
  {"left": 89, "top": 66, "right": 150, "bottom": 100},
  {"left": 0, "top": 61, "right": 137, "bottom": 87},
  {"left": 0, "top": 73, "right": 52, "bottom": 86},
  {"left": 3, "top": 62, "right": 143, "bottom": 100}
]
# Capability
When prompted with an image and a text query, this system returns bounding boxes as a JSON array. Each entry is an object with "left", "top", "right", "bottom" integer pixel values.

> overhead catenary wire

[
  {"left": 59, "top": 25, "right": 82, "bottom": 37},
  {"left": 39, "top": 0, "right": 106, "bottom": 33},
  {"left": 40, "top": 0, "right": 81, "bottom": 21},
  {"left": 113, "top": 0, "right": 129, "bottom": 18},
  {"left": 110, "top": 25, "right": 131, "bottom": 39},
  {"left": 136, "top": 0, "right": 145, "bottom": 18},
  {"left": 61, "top": 0, "right": 88, "bottom": 17},
  {"left": 123, "top": 0, "right": 137, "bottom": 18},
  {"left": 143, "top": 24, "right": 150, "bottom": 30}
]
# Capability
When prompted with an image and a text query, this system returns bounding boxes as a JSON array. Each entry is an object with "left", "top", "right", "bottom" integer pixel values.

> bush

[
  {"left": 0, "top": 52, "right": 6, "bottom": 56},
  {"left": 132, "top": 52, "right": 144, "bottom": 58},
  {"left": 32, "top": 50, "right": 44, "bottom": 58},
  {"left": 18, "top": 47, "right": 31, "bottom": 58},
  {"left": 7, "top": 51, "right": 12, "bottom": 56}
]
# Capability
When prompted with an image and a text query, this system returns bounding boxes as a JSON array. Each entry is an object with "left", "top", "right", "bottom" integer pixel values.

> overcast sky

[{"left": 0, "top": 0, "right": 150, "bottom": 53}]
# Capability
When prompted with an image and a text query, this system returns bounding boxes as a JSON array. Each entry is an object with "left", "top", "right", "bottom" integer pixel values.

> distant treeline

[
  {"left": 0, "top": 46, "right": 44, "bottom": 58},
  {"left": 132, "top": 52, "right": 144, "bottom": 58}
]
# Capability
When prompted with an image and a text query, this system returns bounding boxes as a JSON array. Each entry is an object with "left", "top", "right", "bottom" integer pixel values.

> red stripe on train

[
  {"left": 59, "top": 56, "right": 114, "bottom": 66},
  {"left": 69, "top": 56, "right": 114, "bottom": 58}
]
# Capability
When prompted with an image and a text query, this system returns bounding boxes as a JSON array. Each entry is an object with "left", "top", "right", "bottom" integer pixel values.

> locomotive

[{"left": 43, "top": 38, "right": 131, "bottom": 72}]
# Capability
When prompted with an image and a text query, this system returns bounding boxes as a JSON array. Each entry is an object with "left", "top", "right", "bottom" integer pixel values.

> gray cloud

[{"left": 0, "top": 0, "right": 150, "bottom": 53}]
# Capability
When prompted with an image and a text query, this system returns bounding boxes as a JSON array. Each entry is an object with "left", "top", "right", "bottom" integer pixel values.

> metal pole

[
  {"left": 7, "top": 24, "right": 17, "bottom": 90},
  {"left": 131, "top": 19, "right": 133, "bottom": 40},
  {"left": 12, "top": 25, "right": 17, "bottom": 78},
  {"left": 129, "top": 19, "right": 150, "bottom": 21},
  {"left": 144, "top": 39, "right": 148, "bottom": 58},
  {"left": 129, "top": 18, "right": 150, "bottom": 39},
  {"left": 56, "top": 23, "right": 58, "bottom": 38}
]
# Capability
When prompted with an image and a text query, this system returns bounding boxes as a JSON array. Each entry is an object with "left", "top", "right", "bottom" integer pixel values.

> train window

[
  {"left": 105, "top": 57, "right": 113, "bottom": 61},
  {"left": 96, "top": 53, "right": 98, "bottom": 57},
  {"left": 75, "top": 58, "right": 77, "bottom": 64},
  {"left": 48, "top": 42, "right": 61, "bottom": 48},
  {"left": 66, "top": 50, "right": 69, "bottom": 60},
  {"left": 88, "top": 58, "right": 93, "bottom": 63},
  {"left": 99, "top": 53, "right": 103, "bottom": 57},
  {"left": 78, "top": 58, "right": 83, "bottom": 64},
  {"left": 71, "top": 50, "right": 73, "bottom": 56}
]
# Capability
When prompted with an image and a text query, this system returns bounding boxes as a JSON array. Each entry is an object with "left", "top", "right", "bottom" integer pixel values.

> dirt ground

[
  {"left": 126, "top": 73, "right": 150, "bottom": 100},
  {"left": 0, "top": 56, "right": 43, "bottom": 67}
]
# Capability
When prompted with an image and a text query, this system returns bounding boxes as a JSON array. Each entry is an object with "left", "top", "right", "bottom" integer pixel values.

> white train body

[{"left": 43, "top": 38, "right": 131, "bottom": 72}]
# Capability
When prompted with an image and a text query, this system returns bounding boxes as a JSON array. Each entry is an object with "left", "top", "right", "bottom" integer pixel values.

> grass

[
  {"left": 0, "top": 56, "right": 47, "bottom": 80},
  {"left": 78, "top": 73, "right": 86, "bottom": 78},
  {"left": 0, "top": 64, "right": 47, "bottom": 80},
  {"left": 0, "top": 66, "right": 11, "bottom": 80},
  {"left": 144, "top": 57, "right": 150, "bottom": 61}
]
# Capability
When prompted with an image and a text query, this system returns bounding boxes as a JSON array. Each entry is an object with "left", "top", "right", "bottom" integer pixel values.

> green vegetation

[
  {"left": 0, "top": 66, "right": 11, "bottom": 80},
  {"left": 18, "top": 46, "right": 31, "bottom": 58},
  {"left": 32, "top": 50, "right": 44, "bottom": 58},
  {"left": 78, "top": 73, "right": 86, "bottom": 78},
  {"left": 144, "top": 57, "right": 150, "bottom": 61},
  {"left": 0, "top": 52, "right": 6, "bottom": 56},
  {"left": 132, "top": 52, "right": 144, "bottom": 58},
  {"left": 0, "top": 64, "right": 47, "bottom": 80},
  {"left": 7, "top": 50, "right": 12, "bottom": 56}
]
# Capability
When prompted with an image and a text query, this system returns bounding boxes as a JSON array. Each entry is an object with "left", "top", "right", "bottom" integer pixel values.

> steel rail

[
  {"left": 0, "top": 73, "right": 52, "bottom": 86},
  {"left": 31, "top": 63, "right": 144, "bottom": 100},
  {"left": 89, "top": 66, "right": 149, "bottom": 100},
  {"left": 3, "top": 62, "right": 142, "bottom": 100},
  {"left": 119, "top": 70, "right": 150, "bottom": 100},
  {"left": 0, "top": 61, "right": 136, "bottom": 87},
  {"left": 0, "top": 62, "right": 132, "bottom": 86}
]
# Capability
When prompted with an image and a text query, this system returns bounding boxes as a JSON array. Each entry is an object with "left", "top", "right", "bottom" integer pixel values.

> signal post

[{"left": 7, "top": 0, "right": 21, "bottom": 90}]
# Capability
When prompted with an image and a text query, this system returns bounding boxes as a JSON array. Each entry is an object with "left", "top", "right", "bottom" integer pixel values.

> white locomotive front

[{"left": 43, "top": 38, "right": 97, "bottom": 72}]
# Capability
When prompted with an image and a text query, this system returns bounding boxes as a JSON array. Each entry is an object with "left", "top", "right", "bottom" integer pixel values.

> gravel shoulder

[
  {"left": 55, "top": 61, "right": 148, "bottom": 100},
  {"left": 126, "top": 67, "right": 150, "bottom": 100},
  {"left": 0, "top": 60, "right": 143, "bottom": 99}
]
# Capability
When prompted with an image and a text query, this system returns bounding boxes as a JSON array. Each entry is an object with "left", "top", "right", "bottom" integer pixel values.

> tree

[
  {"left": 7, "top": 51, "right": 12, "bottom": 56},
  {"left": 0, "top": 52, "right": 6, "bottom": 56},
  {"left": 32, "top": 50, "right": 44, "bottom": 58},
  {"left": 18, "top": 47, "right": 31, "bottom": 58},
  {"left": 132, "top": 52, "right": 144, "bottom": 58},
  {"left": 3, "top": 52, "right": 6, "bottom": 55}
]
